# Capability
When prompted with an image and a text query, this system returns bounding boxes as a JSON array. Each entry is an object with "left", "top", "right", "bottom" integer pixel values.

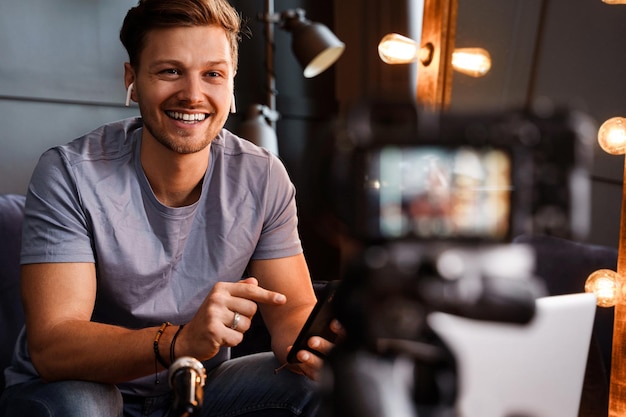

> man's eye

[
  {"left": 162, "top": 69, "right": 180, "bottom": 75},
  {"left": 207, "top": 71, "right": 221, "bottom": 78}
]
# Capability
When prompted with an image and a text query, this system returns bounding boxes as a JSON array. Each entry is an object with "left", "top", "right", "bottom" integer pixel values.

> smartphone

[{"left": 287, "top": 280, "right": 341, "bottom": 364}]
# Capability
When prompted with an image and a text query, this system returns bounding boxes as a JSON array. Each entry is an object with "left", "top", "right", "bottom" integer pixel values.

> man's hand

[
  {"left": 176, "top": 277, "right": 286, "bottom": 361},
  {"left": 286, "top": 319, "right": 343, "bottom": 380}
]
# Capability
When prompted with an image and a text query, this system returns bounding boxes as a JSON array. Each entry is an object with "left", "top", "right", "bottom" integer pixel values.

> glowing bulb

[
  {"left": 585, "top": 269, "right": 620, "bottom": 307},
  {"left": 377, "top": 34, "right": 491, "bottom": 78},
  {"left": 603, "top": 0, "right": 626, "bottom": 4},
  {"left": 378, "top": 33, "right": 419, "bottom": 64},
  {"left": 452, "top": 48, "right": 492, "bottom": 77},
  {"left": 598, "top": 117, "right": 626, "bottom": 155}
]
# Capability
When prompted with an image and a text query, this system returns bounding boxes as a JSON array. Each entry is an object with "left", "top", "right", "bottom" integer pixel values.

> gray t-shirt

[{"left": 6, "top": 117, "right": 303, "bottom": 395}]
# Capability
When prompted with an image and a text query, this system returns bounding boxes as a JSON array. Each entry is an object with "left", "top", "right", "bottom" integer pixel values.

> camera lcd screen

[{"left": 367, "top": 146, "right": 513, "bottom": 241}]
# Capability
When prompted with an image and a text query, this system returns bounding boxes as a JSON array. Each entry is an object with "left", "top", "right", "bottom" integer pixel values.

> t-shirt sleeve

[
  {"left": 251, "top": 153, "right": 303, "bottom": 260},
  {"left": 21, "top": 148, "right": 95, "bottom": 265}
]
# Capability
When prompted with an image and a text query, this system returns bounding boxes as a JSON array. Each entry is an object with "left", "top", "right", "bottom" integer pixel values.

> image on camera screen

[{"left": 369, "top": 145, "right": 512, "bottom": 241}]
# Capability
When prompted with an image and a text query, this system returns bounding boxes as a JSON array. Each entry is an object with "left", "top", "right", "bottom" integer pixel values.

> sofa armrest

[{"left": 0, "top": 194, "right": 26, "bottom": 391}]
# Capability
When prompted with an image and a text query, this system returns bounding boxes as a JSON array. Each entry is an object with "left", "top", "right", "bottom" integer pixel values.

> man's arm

[
  {"left": 22, "top": 262, "right": 162, "bottom": 383},
  {"left": 23, "top": 262, "right": 292, "bottom": 384},
  {"left": 249, "top": 253, "right": 333, "bottom": 378}
]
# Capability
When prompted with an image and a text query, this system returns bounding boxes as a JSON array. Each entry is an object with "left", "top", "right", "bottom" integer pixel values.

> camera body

[
  {"left": 317, "top": 101, "right": 595, "bottom": 417},
  {"left": 327, "top": 100, "right": 594, "bottom": 245}
]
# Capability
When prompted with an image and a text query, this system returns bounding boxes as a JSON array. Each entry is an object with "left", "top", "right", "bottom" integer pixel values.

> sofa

[
  {"left": 0, "top": 194, "right": 25, "bottom": 393},
  {"left": 0, "top": 194, "right": 617, "bottom": 416}
]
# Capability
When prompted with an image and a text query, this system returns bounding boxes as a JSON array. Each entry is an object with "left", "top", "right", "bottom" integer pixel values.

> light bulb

[
  {"left": 377, "top": 34, "right": 491, "bottom": 77},
  {"left": 451, "top": 48, "right": 492, "bottom": 77},
  {"left": 603, "top": 0, "right": 626, "bottom": 4},
  {"left": 585, "top": 269, "right": 620, "bottom": 307},
  {"left": 598, "top": 117, "right": 626, "bottom": 155},
  {"left": 378, "top": 33, "right": 419, "bottom": 64}
]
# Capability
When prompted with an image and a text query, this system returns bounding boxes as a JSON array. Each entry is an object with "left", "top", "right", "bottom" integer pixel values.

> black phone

[{"left": 286, "top": 280, "right": 340, "bottom": 364}]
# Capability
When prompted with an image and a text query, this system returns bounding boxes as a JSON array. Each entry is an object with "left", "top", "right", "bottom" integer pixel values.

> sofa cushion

[{"left": 0, "top": 194, "right": 26, "bottom": 391}]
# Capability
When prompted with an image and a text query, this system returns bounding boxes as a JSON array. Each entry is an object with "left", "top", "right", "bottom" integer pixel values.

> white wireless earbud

[
  {"left": 125, "top": 82, "right": 134, "bottom": 107},
  {"left": 230, "top": 94, "right": 236, "bottom": 113}
]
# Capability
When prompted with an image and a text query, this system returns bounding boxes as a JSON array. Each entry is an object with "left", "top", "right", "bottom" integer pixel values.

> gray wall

[
  {"left": 0, "top": 0, "right": 139, "bottom": 194},
  {"left": 448, "top": 0, "right": 626, "bottom": 248},
  {"left": 537, "top": 0, "right": 626, "bottom": 249}
]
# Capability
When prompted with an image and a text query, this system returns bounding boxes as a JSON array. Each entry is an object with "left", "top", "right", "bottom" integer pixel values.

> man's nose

[{"left": 178, "top": 76, "right": 205, "bottom": 104}]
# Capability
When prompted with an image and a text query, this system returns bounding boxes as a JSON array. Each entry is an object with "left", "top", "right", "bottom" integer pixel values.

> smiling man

[{"left": 0, "top": 1, "right": 332, "bottom": 416}]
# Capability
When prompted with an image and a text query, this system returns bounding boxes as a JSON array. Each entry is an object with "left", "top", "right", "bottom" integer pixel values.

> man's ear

[
  {"left": 124, "top": 62, "right": 135, "bottom": 84},
  {"left": 123, "top": 62, "right": 136, "bottom": 106}
]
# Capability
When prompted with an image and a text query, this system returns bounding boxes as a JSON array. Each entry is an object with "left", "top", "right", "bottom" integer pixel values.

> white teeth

[{"left": 167, "top": 111, "right": 207, "bottom": 122}]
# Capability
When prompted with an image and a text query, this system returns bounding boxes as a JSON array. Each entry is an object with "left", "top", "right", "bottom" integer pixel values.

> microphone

[{"left": 169, "top": 356, "right": 207, "bottom": 417}]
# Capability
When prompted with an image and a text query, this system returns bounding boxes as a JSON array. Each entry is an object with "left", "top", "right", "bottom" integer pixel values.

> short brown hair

[{"left": 120, "top": 0, "right": 241, "bottom": 69}]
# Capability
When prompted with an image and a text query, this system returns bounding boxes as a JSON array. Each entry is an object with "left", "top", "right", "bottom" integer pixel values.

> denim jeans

[{"left": 0, "top": 353, "right": 320, "bottom": 417}]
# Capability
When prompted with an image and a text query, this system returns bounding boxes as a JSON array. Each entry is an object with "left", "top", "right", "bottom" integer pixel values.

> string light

[
  {"left": 598, "top": 117, "right": 626, "bottom": 155},
  {"left": 451, "top": 48, "right": 492, "bottom": 77},
  {"left": 378, "top": 33, "right": 492, "bottom": 78},
  {"left": 585, "top": 269, "right": 620, "bottom": 307},
  {"left": 378, "top": 33, "right": 422, "bottom": 64}
]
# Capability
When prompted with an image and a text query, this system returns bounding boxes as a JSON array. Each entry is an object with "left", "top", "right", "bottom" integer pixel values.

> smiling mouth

[{"left": 166, "top": 111, "right": 208, "bottom": 123}]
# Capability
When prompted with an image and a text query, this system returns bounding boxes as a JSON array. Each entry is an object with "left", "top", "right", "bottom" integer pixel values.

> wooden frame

[
  {"left": 609, "top": 167, "right": 626, "bottom": 416},
  {"left": 416, "top": 0, "right": 458, "bottom": 111}
]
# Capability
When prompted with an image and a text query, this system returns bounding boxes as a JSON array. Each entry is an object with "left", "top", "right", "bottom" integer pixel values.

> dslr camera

[{"left": 314, "top": 100, "right": 594, "bottom": 417}]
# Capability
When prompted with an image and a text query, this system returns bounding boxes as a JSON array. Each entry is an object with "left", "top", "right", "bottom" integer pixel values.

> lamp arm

[{"left": 256, "top": 0, "right": 279, "bottom": 130}]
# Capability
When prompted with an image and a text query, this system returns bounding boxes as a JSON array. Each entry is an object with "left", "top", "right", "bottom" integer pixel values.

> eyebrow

[{"left": 149, "top": 59, "right": 231, "bottom": 68}]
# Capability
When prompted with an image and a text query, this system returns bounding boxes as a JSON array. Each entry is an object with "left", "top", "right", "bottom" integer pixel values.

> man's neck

[{"left": 140, "top": 139, "right": 210, "bottom": 208}]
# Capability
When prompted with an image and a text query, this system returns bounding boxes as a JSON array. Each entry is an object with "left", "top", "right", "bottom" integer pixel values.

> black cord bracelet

[{"left": 170, "top": 324, "right": 185, "bottom": 364}]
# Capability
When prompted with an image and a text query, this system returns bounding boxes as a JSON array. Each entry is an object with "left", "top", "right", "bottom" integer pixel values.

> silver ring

[{"left": 230, "top": 311, "right": 241, "bottom": 330}]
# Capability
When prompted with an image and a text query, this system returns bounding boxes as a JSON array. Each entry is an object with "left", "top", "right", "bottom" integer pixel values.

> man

[{"left": 0, "top": 0, "right": 334, "bottom": 415}]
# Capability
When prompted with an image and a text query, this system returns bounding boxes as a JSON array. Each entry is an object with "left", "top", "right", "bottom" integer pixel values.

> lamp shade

[
  {"left": 282, "top": 10, "right": 345, "bottom": 78},
  {"left": 238, "top": 104, "right": 279, "bottom": 155}
]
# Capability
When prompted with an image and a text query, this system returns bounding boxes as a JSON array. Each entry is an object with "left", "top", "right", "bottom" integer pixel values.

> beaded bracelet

[
  {"left": 153, "top": 321, "right": 172, "bottom": 384},
  {"left": 170, "top": 324, "right": 185, "bottom": 364}
]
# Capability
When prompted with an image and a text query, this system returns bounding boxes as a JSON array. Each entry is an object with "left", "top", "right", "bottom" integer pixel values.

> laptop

[{"left": 428, "top": 292, "right": 597, "bottom": 417}]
